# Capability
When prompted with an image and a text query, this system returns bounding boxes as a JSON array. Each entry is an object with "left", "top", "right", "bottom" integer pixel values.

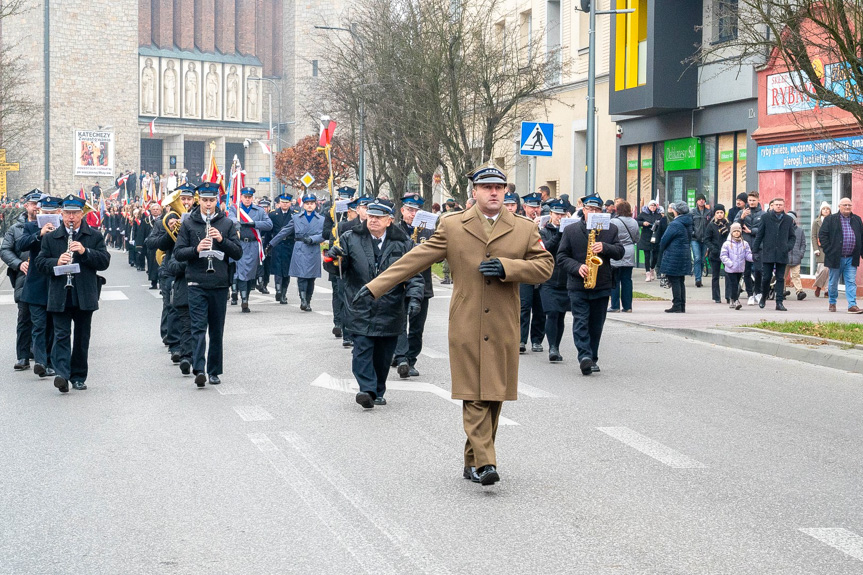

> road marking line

[
  {"left": 597, "top": 427, "right": 707, "bottom": 469},
  {"left": 248, "top": 433, "right": 399, "bottom": 575},
  {"left": 288, "top": 303, "right": 332, "bottom": 316},
  {"left": 148, "top": 290, "right": 162, "bottom": 298},
  {"left": 518, "top": 381, "right": 556, "bottom": 398},
  {"left": 216, "top": 385, "right": 248, "bottom": 395},
  {"left": 281, "top": 431, "right": 451, "bottom": 575},
  {"left": 420, "top": 347, "right": 448, "bottom": 359},
  {"left": 103, "top": 285, "right": 130, "bottom": 288},
  {"left": 0, "top": 294, "right": 15, "bottom": 305},
  {"left": 314, "top": 285, "right": 333, "bottom": 294},
  {"left": 799, "top": 528, "right": 863, "bottom": 561},
  {"left": 100, "top": 291, "right": 129, "bottom": 301},
  {"left": 233, "top": 405, "right": 273, "bottom": 421},
  {"left": 310, "top": 372, "right": 518, "bottom": 425}
]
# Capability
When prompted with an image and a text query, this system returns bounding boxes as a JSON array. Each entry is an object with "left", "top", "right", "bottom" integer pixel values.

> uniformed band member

[
  {"left": 144, "top": 198, "right": 178, "bottom": 356},
  {"left": 35, "top": 194, "right": 111, "bottom": 393},
  {"left": 255, "top": 197, "right": 272, "bottom": 294},
  {"left": 268, "top": 192, "right": 325, "bottom": 311},
  {"left": 538, "top": 199, "right": 569, "bottom": 363},
  {"left": 2, "top": 190, "right": 39, "bottom": 370},
  {"left": 228, "top": 187, "right": 273, "bottom": 313},
  {"left": 323, "top": 186, "right": 356, "bottom": 338},
  {"left": 356, "top": 162, "right": 553, "bottom": 485},
  {"left": 329, "top": 201, "right": 423, "bottom": 407},
  {"left": 502, "top": 192, "right": 519, "bottom": 214},
  {"left": 144, "top": 203, "right": 162, "bottom": 289},
  {"left": 17, "top": 195, "right": 61, "bottom": 378},
  {"left": 556, "top": 194, "right": 624, "bottom": 375},
  {"left": 518, "top": 191, "right": 546, "bottom": 353},
  {"left": 336, "top": 196, "right": 369, "bottom": 347},
  {"left": 392, "top": 192, "right": 434, "bottom": 378},
  {"left": 267, "top": 193, "right": 298, "bottom": 305},
  {"left": 174, "top": 182, "right": 243, "bottom": 387}
]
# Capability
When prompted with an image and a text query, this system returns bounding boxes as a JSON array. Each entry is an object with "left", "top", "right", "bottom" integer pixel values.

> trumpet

[
  {"left": 204, "top": 214, "right": 215, "bottom": 274},
  {"left": 65, "top": 228, "right": 74, "bottom": 290}
]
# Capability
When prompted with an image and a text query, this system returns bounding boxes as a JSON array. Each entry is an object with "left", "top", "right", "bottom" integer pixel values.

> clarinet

[
  {"left": 204, "top": 214, "right": 215, "bottom": 274},
  {"left": 65, "top": 228, "right": 74, "bottom": 289}
]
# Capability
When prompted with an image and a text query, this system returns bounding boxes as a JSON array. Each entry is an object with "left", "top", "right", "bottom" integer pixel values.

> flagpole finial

[{"left": 209, "top": 140, "right": 216, "bottom": 151}]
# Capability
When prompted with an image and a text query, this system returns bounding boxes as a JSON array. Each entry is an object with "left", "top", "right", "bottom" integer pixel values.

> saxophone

[
  {"left": 583, "top": 228, "right": 603, "bottom": 289},
  {"left": 411, "top": 220, "right": 427, "bottom": 244}
]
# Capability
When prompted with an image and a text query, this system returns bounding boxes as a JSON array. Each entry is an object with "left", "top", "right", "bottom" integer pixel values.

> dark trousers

[
  {"left": 331, "top": 277, "right": 343, "bottom": 328},
  {"left": 16, "top": 300, "right": 32, "bottom": 360},
  {"left": 172, "top": 305, "right": 193, "bottom": 360},
  {"left": 274, "top": 274, "right": 291, "bottom": 292},
  {"left": 709, "top": 258, "right": 723, "bottom": 302},
  {"left": 643, "top": 246, "right": 659, "bottom": 270},
  {"left": 762, "top": 262, "right": 787, "bottom": 303},
  {"left": 463, "top": 400, "right": 503, "bottom": 468},
  {"left": 351, "top": 334, "right": 399, "bottom": 399},
  {"left": 569, "top": 290, "right": 609, "bottom": 363},
  {"left": 50, "top": 307, "right": 93, "bottom": 383},
  {"left": 29, "top": 303, "right": 53, "bottom": 367},
  {"left": 545, "top": 312, "right": 566, "bottom": 349},
  {"left": 160, "top": 276, "right": 178, "bottom": 347},
  {"left": 135, "top": 247, "right": 145, "bottom": 270},
  {"left": 297, "top": 277, "right": 316, "bottom": 299},
  {"left": 519, "top": 283, "right": 545, "bottom": 345},
  {"left": 237, "top": 279, "right": 252, "bottom": 301},
  {"left": 744, "top": 260, "right": 762, "bottom": 297},
  {"left": 394, "top": 297, "right": 430, "bottom": 366},
  {"left": 668, "top": 275, "right": 686, "bottom": 310},
  {"left": 257, "top": 257, "right": 270, "bottom": 286},
  {"left": 188, "top": 286, "right": 228, "bottom": 376},
  {"left": 128, "top": 243, "right": 136, "bottom": 265},
  {"left": 610, "top": 266, "right": 633, "bottom": 311},
  {"left": 727, "top": 272, "right": 742, "bottom": 302}
]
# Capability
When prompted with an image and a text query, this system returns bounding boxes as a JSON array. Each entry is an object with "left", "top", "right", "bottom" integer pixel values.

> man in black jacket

[
  {"left": 392, "top": 193, "right": 434, "bottom": 379},
  {"left": 538, "top": 199, "right": 568, "bottom": 363},
  {"left": 556, "top": 194, "right": 624, "bottom": 376},
  {"left": 753, "top": 197, "right": 796, "bottom": 311},
  {"left": 819, "top": 197, "right": 863, "bottom": 313},
  {"left": 35, "top": 195, "right": 111, "bottom": 393},
  {"left": 173, "top": 182, "right": 243, "bottom": 387},
  {"left": 329, "top": 202, "right": 424, "bottom": 408}
]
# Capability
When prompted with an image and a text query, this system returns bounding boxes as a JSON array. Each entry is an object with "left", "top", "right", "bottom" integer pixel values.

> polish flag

[
  {"left": 149, "top": 118, "right": 157, "bottom": 138},
  {"left": 319, "top": 119, "right": 336, "bottom": 148},
  {"left": 258, "top": 140, "right": 271, "bottom": 155}
]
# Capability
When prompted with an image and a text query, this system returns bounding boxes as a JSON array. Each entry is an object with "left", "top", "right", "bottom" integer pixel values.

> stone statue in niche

[
  {"left": 247, "top": 68, "right": 260, "bottom": 120},
  {"left": 185, "top": 62, "right": 198, "bottom": 116},
  {"left": 206, "top": 64, "right": 219, "bottom": 118},
  {"left": 141, "top": 58, "right": 156, "bottom": 114},
  {"left": 163, "top": 61, "right": 177, "bottom": 115},
  {"left": 226, "top": 65, "right": 240, "bottom": 119}
]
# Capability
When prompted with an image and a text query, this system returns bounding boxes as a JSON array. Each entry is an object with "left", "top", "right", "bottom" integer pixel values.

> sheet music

[
  {"left": 559, "top": 217, "right": 579, "bottom": 231},
  {"left": 37, "top": 214, "right": 61, "bottom": 229},
  {"left": 412, "top": 210, "right": 439, "bottom": 229},
  {"left": 200, "top": 250, "right": 225, "bottom": 261},
  {"left": 335, "top": 200, "right": 350, "bottom": 214},
  {"left": 539, "top": 215, "right": 550, "bottom": 228},
  {"left": 53, "top": 264, "right": 80, "bottom": 276},
  {"left": 587, "top": 213, "right": 611, "bottom": 230}
]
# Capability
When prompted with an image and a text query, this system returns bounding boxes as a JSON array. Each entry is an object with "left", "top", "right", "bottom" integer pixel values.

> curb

[{"left": 609, "top": 316, "right": 863, "bottom": 375}]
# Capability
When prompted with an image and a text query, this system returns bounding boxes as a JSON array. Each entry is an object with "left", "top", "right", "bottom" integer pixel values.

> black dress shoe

[
  {"left": 759, "top": 299, "right": 766, "bottom": 309},
  {"left": 179, "top": 359, "right": 191, "bottom": 375},
  {"left": 208, "top": 375, "right": 221, "bottom": 385},
  {"left": 591, "top": 364, "right": 600, "bottom": 373},
  {"left": 776, "top": 303, "right": 787, "bottom": 311},
  {"left": 695, "top": 281, "right": 703, "bottom": 288},
  {"left": 373, "top": 397, "right": 387, "bottom": 406},
  {"left": 54, "top": 376, "right": 69, "bottom": 393},
  {"left": 332, "top": 326, "right": 343, "bottom": 338},
  {"left": 230, "top": 294, "right": 238, "bottom": 305},
  {"left": 548, "top": 348, "right": 563, "bottom": 363},
  {"left": 408, "top": 367, "right": 419, "bottom": 377},
  {"left": 71, "top": 381, "right": 87, "bottom": 390},
  {"left": 463, "top": 466, "right": 481, "bottom": 483},
  {"left": 580, "top": 358, "right": 594, "bottom": 375},
  {"left": 33, "top": 363, "right": 47, "bottom": 377},
  {"left": 260, "top": 286, "right": 270, "bottom": 294},
  {"left": 531, "top": 343, "right": 543, "bottom": 353},
  {"left": 194, "top": 372, "right": 207, "bottom": 388},
  {"left": 342, "top": 339, "right": 354, "bottom": 348},
  {"left": 170, "top": 351, "right": 181, "bottom": 364},
  {"left": 519, "top": 343, "right": 526, "bottom": 354},
  {"left": 477, "top": 465, "right": 500, "bottom": 486},
  {"left": 391, "top": 358, "right": 399, "bottom": 368},
  {"left": 397, "top": 362, "right": 410, "bottom": 379},
  {"left": 241, "top": 303, "right": 250, "bottom": 313},
  {"left": 355, "top": 392, "right": 374, "bottom": 409},
  {"left": 13, "top": 359, "right": 30, "bottom": 371},
  {"left": 664, "top": 306, "right": 684, "bottom": 313}
]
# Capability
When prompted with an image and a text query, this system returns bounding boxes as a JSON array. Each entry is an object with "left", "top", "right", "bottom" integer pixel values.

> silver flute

[{"left": 65, "top": 228, "right": 74, "bottom": 289}]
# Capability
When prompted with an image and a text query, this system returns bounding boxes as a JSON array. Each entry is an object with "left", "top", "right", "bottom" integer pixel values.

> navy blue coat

[
  {"left": 17, "top": 221, "right": 51, "bottom": 306},
  {"left": 267, "top": 207, "right": 297, "bottom": 277},
  {"left": 659, "top": 213, "right": 693, "bottom": 277}
]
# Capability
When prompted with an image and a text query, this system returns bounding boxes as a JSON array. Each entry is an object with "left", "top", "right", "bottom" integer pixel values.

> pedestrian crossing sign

[{"left": 520, "top": 122, "right": 554, "bottom": 157}]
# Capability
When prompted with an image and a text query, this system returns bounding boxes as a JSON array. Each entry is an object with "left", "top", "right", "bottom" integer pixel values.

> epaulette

[{"left": 514, "top": 213, "right": 537, "bottom": 223}]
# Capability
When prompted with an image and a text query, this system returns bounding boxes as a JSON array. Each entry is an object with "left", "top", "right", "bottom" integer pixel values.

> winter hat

[
  {"left": 788, "top": 210, "right": 797, "bottom": 218},
  {"left": 696, "top": 193, "right": 706, "bottom": 202},
  {"left": 730, "top": 222, "right": 742, "bottom": 232},
  {"left": 672, "top": 201, "right": 690, "bottom": 215},
  {"left": 647, "top": 199, "right": 658, "bottom": 207},
  {"left": 713, "top": 204, "right": 725, "bottom": 213},
  {"left": 737, "top": 192, "right": 748, "bottom": 203},
  {"left": 819, "top": 201, "right": 832, "bottom": 214}
]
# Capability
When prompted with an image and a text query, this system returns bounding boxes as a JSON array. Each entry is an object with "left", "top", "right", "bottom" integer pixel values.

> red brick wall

[
  {"left": 196, "top": 0, "right": 215, "bottom": 52},
  {"left": 235, "top": 0, "right": 256, "bottom": 56},
  {"left": 214, "top": 0, "right": 236, "bottom": 55},
  {"left": 257, "top": 0, "right": 272, "bottom": 76},
  {"left": 139, "top": 0, "right": 152, "bottom": 46},
  {"left": 272, "top": 0, "right": 282, "bottom": 75},
  {"left": 174, "top": 0, "right": 195, "bottom": 51},
  {"left": 152, "top": 0, "right": 174, "bottom": 49}
]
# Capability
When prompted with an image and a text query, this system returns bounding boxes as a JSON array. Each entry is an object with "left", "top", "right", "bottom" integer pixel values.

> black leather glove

[
  {"left": 328, "top": 245, "right": 345, "bottom": 258},
  {"left": 408, "top": 299, "right": 422, "bottom": 318},
  {"left": 304, "top": 236, "right": 316, "bottom": 245},
  {"left": 478, "top": 258, "right": 505, "bottom": 278},
  {"left": 352, "top": 285, "right": 372, "bottom": 306}
]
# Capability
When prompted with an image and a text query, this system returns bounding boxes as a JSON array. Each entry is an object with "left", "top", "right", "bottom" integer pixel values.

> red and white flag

[
  {"left": 318, "top": 119, "right": 337, "bottom": 148},
  {"left": 232, "top": 158, "right": 263, "bottom": 262},
  {"left": 258, "top": 140, "right": 271, "bottom": 155},
  {"left": 149, "top": 118, "right": 157, "bottom": 138}
]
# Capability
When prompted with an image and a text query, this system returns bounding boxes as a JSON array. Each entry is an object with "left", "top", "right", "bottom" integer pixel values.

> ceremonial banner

[{"left": 74, "top": 131, "right": 114, "bottom": 177}]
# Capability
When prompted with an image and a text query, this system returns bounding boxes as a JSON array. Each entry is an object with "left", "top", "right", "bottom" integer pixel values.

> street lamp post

[
  {"left": 315, "top": 24, "right": 365, "bottom": 197},
  {"left": 583, "top": 1, "right": 634, "bottom": 197}
]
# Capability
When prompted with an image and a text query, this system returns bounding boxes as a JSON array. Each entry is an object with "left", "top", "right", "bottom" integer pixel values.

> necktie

[{"left": 487, "top": 218, "right": 495, "bottom": 225}]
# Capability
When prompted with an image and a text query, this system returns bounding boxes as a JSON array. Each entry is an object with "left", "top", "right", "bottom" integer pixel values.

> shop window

[
  {"left": 701, "top": 136, "right": 717, "bottom": 205},
  {"left": 614, "top": 0, "right": 647, "bottom": 91},
  {"left": 652, "top": 142, "right": 665, "bottom": 205},
  {"left": 793, "top": 169, "right": 839, "bottom": 275}
]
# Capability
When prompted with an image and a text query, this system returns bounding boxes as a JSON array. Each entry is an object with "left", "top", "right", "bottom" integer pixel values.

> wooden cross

[{"left": 0, "top": 149, "right": 20, "bottom": 200}]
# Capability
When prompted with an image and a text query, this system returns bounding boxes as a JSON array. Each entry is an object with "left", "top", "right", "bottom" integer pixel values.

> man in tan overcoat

[{"left": 360, "top": 162, "right": 553, "bottom": 486}]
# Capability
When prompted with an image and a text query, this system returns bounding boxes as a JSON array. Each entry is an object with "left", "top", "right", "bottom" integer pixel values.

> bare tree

[{"left": 0, "top": 0, "right": 39, "bottom": 158}]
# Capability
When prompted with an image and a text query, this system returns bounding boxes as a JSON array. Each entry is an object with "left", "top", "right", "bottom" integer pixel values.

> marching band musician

[
  {"left": 336, "top": 196, "right": 369, "bottom": 348},
  {"left": 518, "top": 191, "right": 546, "bottom": 354},
  {"left": 144, "top": 200, "right": 179, "bottom": 356},
  {"left": 392, "top": 192, "right": 434, "bottom": 379},
  {"left": 144, "top": 203, "right": 162, "bottom": 289},
  {"left": 267, "top": 193, "right": 299, "bottom": 305},
  {"left": 538, "top": 199, "right": 569, "bottom": 363},
  {"left": 323, "top": 186, "right": 356, "bottom": 338},
  {"left": 268, "top": 192, "right": 325, "bottom": 312},
  {"left": 555, "top": 194, "right": 624, "bottom": 376},
  {"left": 173, "top": 182, "right": 243, "bottom": 387},
  {"left": 16, "top": 195, "right": 61, "bottom": 379},
  {"left": 228, "top": 187, "right": 273, "bottom": 313},
  {"left": 35, "top": 195, "right": 111, "bottom": 393},
  {"left": 353, "top": 162, "right": 553, "bottom": 486}
]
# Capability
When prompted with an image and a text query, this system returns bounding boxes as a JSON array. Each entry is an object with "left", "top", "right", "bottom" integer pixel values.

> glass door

[
  {"left": 667, "top": 171, "right": 701, "bottom": 207},
  {"left": 793, "top": 168, "right": 846, "bottom": 276}
]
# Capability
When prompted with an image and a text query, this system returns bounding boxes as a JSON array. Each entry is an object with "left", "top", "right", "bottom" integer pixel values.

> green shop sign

[
  {"left": 719, "top": 150, "right": 734, "bottom": 162},
  {"left": 641, "top": 158, "right": 653, "bottom": 169},
  {"left": 738, "top": 148, "right": 747, "bottom": 161},
  {"left": 664, "top": 138, "right": 702, "bottom": 171},
  {"left": 627, "top": 159, "right": 638, "bottom": 170}
]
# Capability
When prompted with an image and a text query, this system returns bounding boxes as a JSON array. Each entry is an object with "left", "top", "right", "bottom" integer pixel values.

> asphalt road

[{"left": 1, "top": 249, "right": 863, "bottom": 574}]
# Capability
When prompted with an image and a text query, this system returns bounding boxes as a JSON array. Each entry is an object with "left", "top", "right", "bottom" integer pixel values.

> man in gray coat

[{"left": 228, "top": 187, "right": 273, "bottom": 312}]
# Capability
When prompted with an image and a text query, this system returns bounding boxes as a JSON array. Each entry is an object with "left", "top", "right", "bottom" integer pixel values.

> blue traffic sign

[
  {"left": 258, "top": 177, "right": 271, "bottom": 183},
  {"left": 520, "top": 122, "right": 554, "bottom": 157}
]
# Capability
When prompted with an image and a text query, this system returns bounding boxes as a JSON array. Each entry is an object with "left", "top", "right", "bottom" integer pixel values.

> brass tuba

[
  {"left": 583, "top": 227, "right": 603, "bottom": 289},
  {"left": 155, "top": 190, "right": 189, "bottom": 266}
]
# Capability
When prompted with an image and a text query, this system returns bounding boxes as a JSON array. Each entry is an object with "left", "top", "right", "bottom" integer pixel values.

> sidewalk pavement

[{"left": 607, "top": 271, "right": 863, "bottom": 375}]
